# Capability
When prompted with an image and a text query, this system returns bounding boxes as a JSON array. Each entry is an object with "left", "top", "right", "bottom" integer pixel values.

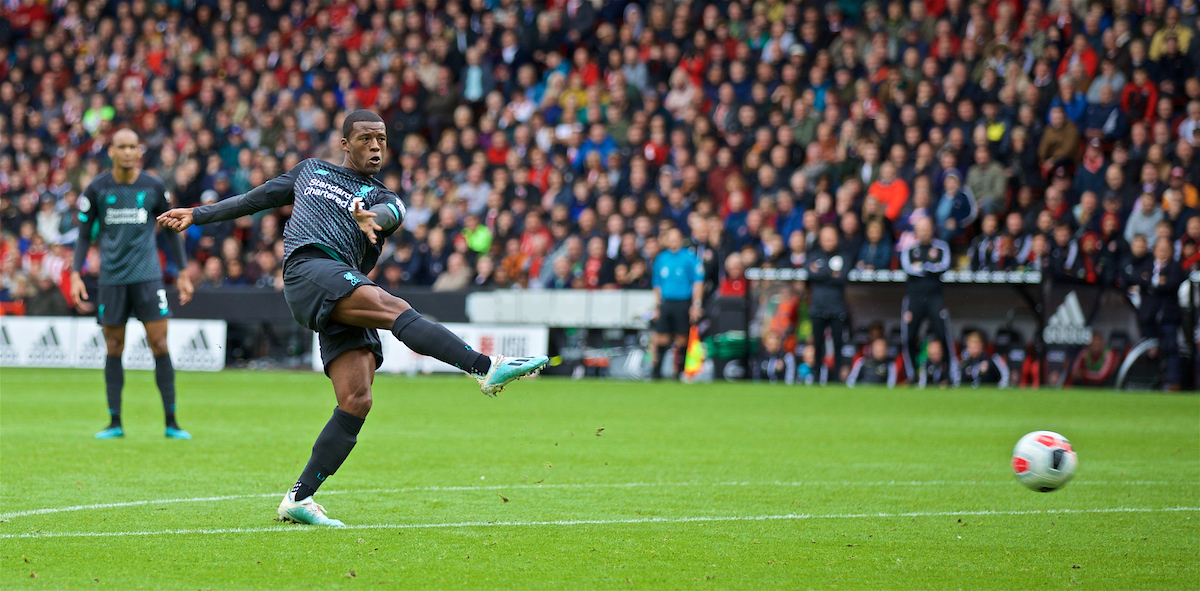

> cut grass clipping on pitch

[{"left": 1, "top": 368, "right": 1196, "bottom": 589}]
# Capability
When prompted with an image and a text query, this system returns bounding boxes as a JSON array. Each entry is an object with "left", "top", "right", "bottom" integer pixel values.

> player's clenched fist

[{"left": 158, "top": 208, "right": 195, "bottom": 232}]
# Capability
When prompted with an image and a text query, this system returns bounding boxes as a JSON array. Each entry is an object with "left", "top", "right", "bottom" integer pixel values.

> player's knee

[
  {"left": 148, "top": 338, "right": 169, "bottom": 356},
  {"left": 105, "top": 335, "right": 125, "bottom": 355},
  {"left": 384, "top": 293, "right": 412, "bottom": 316},
  {"left": 342, "top": 384, "right": 373, "bottom": 416},
  {"left": 370, "top": 287, "right": 410, "bottom": 316}
]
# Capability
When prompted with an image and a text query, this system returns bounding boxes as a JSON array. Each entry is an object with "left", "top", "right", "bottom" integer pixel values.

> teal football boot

[
  {"left": 278, "top": 492, "right": 345, "bottom": 526},
  {"left": 95, "top": 426, "right": 125, "bottom": 439},
  {"left": 476, "top": 355, "right": 549, "bottom": 397},
  {"left": 165, "top": 427, "right": 192, "bottom": 439}
]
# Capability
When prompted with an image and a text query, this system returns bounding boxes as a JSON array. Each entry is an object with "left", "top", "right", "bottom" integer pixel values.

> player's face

[
  {"left": 344, "top": 121, "right": 387, "bottom": 175},
  {"left": 109, "top": 131, "right": 141, "bottom": 170}
]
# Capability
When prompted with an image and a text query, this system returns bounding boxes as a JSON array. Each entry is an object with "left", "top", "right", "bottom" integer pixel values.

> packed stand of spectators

[{"left": 2, "top": 0, "right": 1200, "bottom": 323}]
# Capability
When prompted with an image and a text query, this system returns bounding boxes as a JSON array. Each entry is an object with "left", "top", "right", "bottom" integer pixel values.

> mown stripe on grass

[
  {"left": 0, "top": 480, "right": 1186, "bottom": 520},
  {"left": 2, "top": 507, "right": 1197, "bottom": 540}
]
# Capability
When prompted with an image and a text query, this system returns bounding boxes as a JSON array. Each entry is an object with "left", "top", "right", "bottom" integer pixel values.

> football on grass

[{"left": 1012, "top": 431, "right": 1078, "bottom": 492}]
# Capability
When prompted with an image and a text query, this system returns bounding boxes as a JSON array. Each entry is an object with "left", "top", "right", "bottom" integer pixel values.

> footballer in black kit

[
  {"left": 158, "top": 110, "right": 548, "bottom": 526},
  {"left": 899, "top": 217, "right": 959, "bottom": 384},
  {"left": 71, "top": 129, "right": 195, "bottom": 440}
]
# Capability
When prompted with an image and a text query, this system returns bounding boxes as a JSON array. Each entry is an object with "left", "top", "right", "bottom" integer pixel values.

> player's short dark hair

[{"left": 342, "top": 109, "right": 384, "bottom": 139}]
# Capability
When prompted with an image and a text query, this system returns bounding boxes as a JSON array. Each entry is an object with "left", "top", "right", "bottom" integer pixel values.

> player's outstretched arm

[
  {"left": 160, "top": 166, "right": 300, "bottom": 229},
  {"left": 158, "top": 207, "right": 195, "bottom": 231}
]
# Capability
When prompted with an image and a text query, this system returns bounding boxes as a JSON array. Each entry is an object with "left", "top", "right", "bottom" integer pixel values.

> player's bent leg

[
  {"left": 331, "top": 286, "right": 547, "bottom": 396},
  {"left": 144, "top": 320, "right": 189, "bottom": 439},
  {"left": 96, "top": 325, "right": 127, "bottom": 439},
  {"left": 278, "top": 349, "right": 375, "bottom": 527}
]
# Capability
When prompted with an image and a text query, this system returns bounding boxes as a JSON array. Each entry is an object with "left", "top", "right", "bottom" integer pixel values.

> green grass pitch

[{"left": 1, "top": 368, "right": 1197, "bottom": 589}]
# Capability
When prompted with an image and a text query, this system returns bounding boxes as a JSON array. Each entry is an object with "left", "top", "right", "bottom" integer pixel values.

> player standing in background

[
  {"left": 158, "top": 110, "right": 548, "bottom": 526},
  {"left": 650, "top": 227, "right": 705, "bottom": 380},
  {"left": 807, "top": 225, "right": 850, "bottom": 383},
  {"left": 71, "top": 129, "right": 195, "bottom": 440},
  {"left": 900, "top": 217, "right": 958, "bottom": 385}
]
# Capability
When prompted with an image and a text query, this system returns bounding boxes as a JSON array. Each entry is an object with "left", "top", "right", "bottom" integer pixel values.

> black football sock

[
  {"left": 154, "top": 354, "right": 179, "bottom": 428},
  {"left": 391, "top": 309, "right": 491, "bottom": 375},
  {"left": 672, "top": 344, "right": 686, "bottom": 377},
  {"left": 105, "top": 355, "right": 124, "bottom": 427},
  {"left": 651, "top": 346, "right": 666, "bottom": 379},
  {"left": 292, "top": 407, "right": 364, "bottom": 501}
]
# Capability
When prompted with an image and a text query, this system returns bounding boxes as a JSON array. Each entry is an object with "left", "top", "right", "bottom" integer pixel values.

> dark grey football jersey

[
  {"left": 192, "top": 159, "right": 404, "bottom": 272},
  {"left": 78, "top": 172, "right": 173, "bottom": 285}
]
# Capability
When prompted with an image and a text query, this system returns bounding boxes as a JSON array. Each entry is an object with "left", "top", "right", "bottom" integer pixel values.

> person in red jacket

[
  {"left": 1121, "top": 67, "right": 1159, "bottom": 123},
  {"left": 1058, "top": 33, "right": 1098, "bottom": 79},
  {"left": 718, "top": 253, "right": 747, "bottom": 297},
  {"left": 1065, "top": 333, "right": 1121, "bottom": 387}
]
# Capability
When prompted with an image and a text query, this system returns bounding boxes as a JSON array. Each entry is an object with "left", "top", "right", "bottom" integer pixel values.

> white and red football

[{"left": 1012, "top": 431, "right": 1078, "bottom": 492}]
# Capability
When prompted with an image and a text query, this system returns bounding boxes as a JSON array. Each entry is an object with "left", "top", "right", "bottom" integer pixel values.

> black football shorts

[
  {"left": 283, "top": 247, "right": 384, "bottom": 374},
  {"left": 97, "top": 279, "right": 171, "bottom": 326}
]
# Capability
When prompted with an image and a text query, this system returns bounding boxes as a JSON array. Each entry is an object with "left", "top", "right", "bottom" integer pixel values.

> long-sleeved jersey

[
  {"left": 192, "top": 159, "right": 405, "bottom": 273},
  {"left": 900, "top": 239, "right": 952, "bottom": 298}
]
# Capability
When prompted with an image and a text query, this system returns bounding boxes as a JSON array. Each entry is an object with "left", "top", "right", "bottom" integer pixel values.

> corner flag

[{"left": 683, "top": 326, "right": 704, "bottom": 379}]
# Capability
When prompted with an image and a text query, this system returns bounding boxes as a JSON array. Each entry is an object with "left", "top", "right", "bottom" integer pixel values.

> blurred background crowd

[{"left": 2, "top": 0, "right": 1200, "bottom": 318}]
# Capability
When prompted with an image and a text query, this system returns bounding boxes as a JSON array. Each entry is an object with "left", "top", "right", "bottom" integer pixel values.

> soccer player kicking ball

[
  {"left": 71, "top": 129, "right": 195, "bottom": 441},
  {"left": 158, "top": 110, "right": 547, "bottom": 526}
]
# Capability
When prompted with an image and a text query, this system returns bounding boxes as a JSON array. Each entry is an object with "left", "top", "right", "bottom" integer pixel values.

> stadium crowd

[{"left": 1, "top": 0, "right": 1199, "bottom": 347}]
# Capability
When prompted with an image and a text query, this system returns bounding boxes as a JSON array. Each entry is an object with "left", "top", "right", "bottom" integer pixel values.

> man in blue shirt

[{"left": 651, "top": 227, "right": 705, "bottom": 379}]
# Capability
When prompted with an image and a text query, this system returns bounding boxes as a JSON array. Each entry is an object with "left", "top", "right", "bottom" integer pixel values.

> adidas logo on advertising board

[
  {"left": 25, "top": 325, "right": 72, "bottom": 366},
  {"left": 76, "top": 330, "right": 107, "bottom": 368},
  {"left": 0, "top": 325, "right": 18, "bottom": 365},
  {"left": 1043, "top": 291, "right": 1093, "bottom": 345},
  {"left": 173, "top": 328, "right": 223, "bottom": 371}
]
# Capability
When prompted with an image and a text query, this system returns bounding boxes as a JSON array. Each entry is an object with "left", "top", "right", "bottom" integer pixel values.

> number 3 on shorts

[{"left": 157, "top": 288, "right": 169, "bottom": 315}]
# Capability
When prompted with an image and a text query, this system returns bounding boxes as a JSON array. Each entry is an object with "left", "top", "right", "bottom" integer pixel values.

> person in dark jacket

[
  {"left": 753, "top": 332, "right": 795, "bottom": 384},
  {"left": 967, "top": 213, "right": 1001, "bottom": 271},
  {"left": 857, "top": 219, "right": 894, "bottom": 270},
  {"left": 807, "top": 225, "right": 850, "bottom": 383},
  {"left": 934, "top": 170, "right": 978, "bottom": 242},
  {"left": 960, "top": 332, "right": 1010, "bottom": 387},
  {"left": 1048, "top": 222, "right": 1086, "bottom": 283},
  {"left": 1130, "top": 240, "right": 1185, "bottom": 390},
  {"left": 1118, "top": 234, "right": 1151, "bottom": 290},
  {"left": 919, "top": 339, "right": 952, "bottom": 388},
  {"left": 847, "top": 337, "right": 896, "bottom": 387},
  {"left": 900, "top": 217, "right": 957, "bottom": 382}
]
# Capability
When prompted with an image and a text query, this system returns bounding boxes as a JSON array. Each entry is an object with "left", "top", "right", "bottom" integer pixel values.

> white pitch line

[
  {"left": 1, "top": 507, "right": 1196, "bottom": 540},
  {"left": 0, "top": 480, "right": 1188, "bottom": 521}
]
